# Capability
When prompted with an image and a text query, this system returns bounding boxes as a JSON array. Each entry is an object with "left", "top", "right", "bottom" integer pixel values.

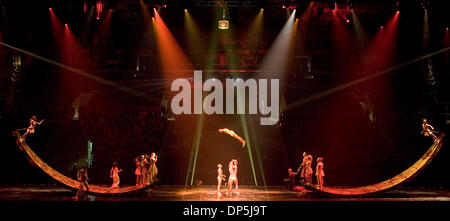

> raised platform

[
  {"left": 0, "top": 185, "right": 449, "bottom": 201},
  {"left": 305, "top": 133, "right": 445, "bottom": 196},
  {"left": 13, "top": 130, "right": 444, "bottom": 197},
  {"left": 14, "top": 131, "right": 153, "bottom": 195}
]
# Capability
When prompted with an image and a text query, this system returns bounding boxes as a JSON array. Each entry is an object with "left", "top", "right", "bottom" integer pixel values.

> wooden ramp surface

[
  {"left": 14, "top": 131, "right": 152, "bottom": 195},
  {"left": 306, "top": 133, "right": 445, "bottom": 196}
]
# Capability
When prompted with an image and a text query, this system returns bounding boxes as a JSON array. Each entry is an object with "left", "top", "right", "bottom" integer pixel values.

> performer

[
  {"left": 296, "top": 152, "right": 309, "bottom": 185},
  {"left": 218, "top": 128, "right": 246, "bottom": 148},
  {"left": 305, "top": 155, "right": 313, "bottom": 185},
  {"left": 283, "top": 168, "right": 297, "bottom": 190},
  {"left": 110, "top": 162, "right": 123, "bottom": 188},
  {"left": 135, "top": 155, "right": 144, "bottom": 187},
  {"left": 217, "top": 164, "right": 226, "bottom": 196},
  {"left": 143, "top": 154, "right": 150, "bottom": 185},
  {"left": 148, "top": 152, "right": 158, "bottom": 184},
  {"left": 315, "top": 158, "right": 325, "bottom": 190},
  {"left": 21, "top": 116, "right": 44, "bottom": 141},
  {"left": 227, "top": 159, "right": 239, "bottom": 195},
  {"left": 421, "top": 118, "right": 438, "bottom": 141},
  {"left": 75, "top": 166, "right": 89, "bottom": 200}
]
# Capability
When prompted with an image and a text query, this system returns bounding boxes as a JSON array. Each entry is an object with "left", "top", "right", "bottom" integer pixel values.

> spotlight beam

[
  {"left": 286, "top": 47, "right": 450, "bottom": 111},
  {"left": 258, "top": 10, "right": 296, "bottom": 75},
  {"left": 351, "top": 9, "right": 368, "bottom": 49},
  {"left": 422, "top": 9, "right": 430, "bottom": 53},
  {"left": 189, "top": 115, "right": 204, "bottom": 186},
  {"left": 0, "top": 42, "right": 160, "bottom": 103},
  {"left": 153, "top": 9, "right": 193, "bottom": 77}
]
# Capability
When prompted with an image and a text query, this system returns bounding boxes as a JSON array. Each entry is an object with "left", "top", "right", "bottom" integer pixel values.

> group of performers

[
  {"left": 135, "top": 153, "right": 158, "bottom": 187},
  {"left": 16, "top": 116, "right": 440, "bottom": 197},
  {"left": 285, "top": 153, "right": 325, "bottom": 190},
  {"left": 217, "top": 159, "right": 239, "bottom": 196}
]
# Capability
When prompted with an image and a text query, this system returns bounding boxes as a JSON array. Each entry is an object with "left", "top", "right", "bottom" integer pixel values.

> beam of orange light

[{"left": 153, "top": 8, "right": 192, "bottom": 78}]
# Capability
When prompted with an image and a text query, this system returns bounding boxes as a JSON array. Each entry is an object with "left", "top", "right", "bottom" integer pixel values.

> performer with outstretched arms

[
  {"left": 421, "top": 118, "right": 438, "bottom": 141},
  {"left": 296, "top": 152, "right": 308, "bottom": 185},
  {"left": 218, "top": 128, "right": 246, "bottom": 148},
  {"left": 227, "top": 159, "right": 239, "bottom": 195},
  {"left": 21, "top": 116, "right": 44, "bottom": 141},
  {"left": 217, "top": 164, "right": 226, "bottom": 196},
  {"left": 110, "top": 162, "right": 123, "bottom": 188}
]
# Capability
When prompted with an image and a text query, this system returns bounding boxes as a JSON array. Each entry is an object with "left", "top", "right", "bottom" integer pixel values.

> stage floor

[{"left": 1, "top": 185, "right": 449, "bottom": 201}]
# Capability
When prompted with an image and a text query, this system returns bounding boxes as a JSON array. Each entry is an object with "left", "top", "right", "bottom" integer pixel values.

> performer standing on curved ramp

[
  {"left": 20, "top": 116, "right": 44, "bottom": 141},
  {"left": 421, "top": 118, "right": 439, "bottom": 141}
]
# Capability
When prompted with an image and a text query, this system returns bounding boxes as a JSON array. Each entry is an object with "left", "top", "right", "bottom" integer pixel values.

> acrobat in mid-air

[
  {"left": 218, "top": 128, "right": 246, "bottom": 148},
  {"left": 421, "top": 118, "right": 438, "bottom": 141},
  {"left": 20, "top": 116, "right": 44, "bottom": 141}
]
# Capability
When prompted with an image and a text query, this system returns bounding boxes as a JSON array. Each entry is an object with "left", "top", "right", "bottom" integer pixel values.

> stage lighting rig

[
  {"left": 218, "top": 5, "right": 229, "bottom": 30},
  {"left": 218, "top": 19, "right": 229, "bottom": 29},
  {"left": 282, "top": 0, "right": 290, "bottom": 9},
  {"left": 421, "top": 0, "right": 431, "bottom": 10}
]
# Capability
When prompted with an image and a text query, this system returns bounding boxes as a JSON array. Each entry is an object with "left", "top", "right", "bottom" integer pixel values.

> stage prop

[
  {"left": 14, "top": 131, "right": 152, "bottom": 195},
  {"left": 306, "top": 133, "right": 445, "bottom": 196}
]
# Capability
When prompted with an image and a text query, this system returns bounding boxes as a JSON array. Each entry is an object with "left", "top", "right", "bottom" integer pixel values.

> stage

[{"left": 1, "top": 185, "right": 449, "bottom": 201}]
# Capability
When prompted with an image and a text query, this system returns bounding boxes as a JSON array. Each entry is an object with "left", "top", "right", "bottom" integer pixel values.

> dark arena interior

[{"left": 0, "top": 0, "right": 449, "bottom": 217}]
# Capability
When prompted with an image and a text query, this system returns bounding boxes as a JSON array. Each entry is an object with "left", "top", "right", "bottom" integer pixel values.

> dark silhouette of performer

[
  {"left": 284, "top": 168, "right": 298, "bottom": 190},
  {"left": 75, "top": 167, "right": 89, "bottom": 200},
  {"left": 296, "top": 152, "right": 308, "bottom": 185}
]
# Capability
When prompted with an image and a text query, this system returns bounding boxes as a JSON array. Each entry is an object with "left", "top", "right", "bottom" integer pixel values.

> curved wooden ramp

[
  {"left": 305, "top": 133, "right": 445, "bottom": 196},
  {"left": 14, "top": 131, "right": 152, "bottom": 195}
]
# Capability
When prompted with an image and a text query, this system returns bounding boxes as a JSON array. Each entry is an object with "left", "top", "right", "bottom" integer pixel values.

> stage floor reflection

[{"left": 1, "top": 185, "right": 450, "bottom": 201}]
